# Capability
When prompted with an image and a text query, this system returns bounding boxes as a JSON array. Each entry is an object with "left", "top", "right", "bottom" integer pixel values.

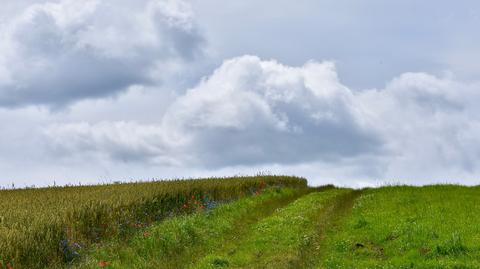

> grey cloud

[
  {"left": 161, "top": 56, "right": 382, "bottom": 167},
  {"left": 2, "top": 1, "right": 480, "bottom": 188},
  {"left": 44, "top": 56, "right": 384, "bottom": 168},
  {"left": 358, "top": 73, "right": 480, "bottom": 181},
  {"left": 44, "top": 121, "right": 174, "bottom": 164},
  {"left": 0, "top": 0, "right": 203, "bottom": 108},
  {"left": 42, "top": 56, "right": 480, "bottom": 184}
]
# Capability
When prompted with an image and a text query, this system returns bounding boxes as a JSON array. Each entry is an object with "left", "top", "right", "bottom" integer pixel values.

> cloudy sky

[{"left": 1, "top": 0, "right": 479, "bottom": 187}]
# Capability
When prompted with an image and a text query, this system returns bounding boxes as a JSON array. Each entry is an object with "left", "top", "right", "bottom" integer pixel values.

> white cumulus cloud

[
  {"left": 43, "top": 55, "right": 480, "bottom": 185},
  {"left": 44, "top": 55, "right": 384, "bottom": 168}
]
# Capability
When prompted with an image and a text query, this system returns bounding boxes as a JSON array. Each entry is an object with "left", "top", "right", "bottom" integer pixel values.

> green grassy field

[
  {"left": 74, "top": 184, "right": 480, "bottom": 269},
  {"left": 320, "top": 185, "right": 480, "bottom": 269},
  {"left": 2, "top": 178, "right": 479, "bottom": 268}
]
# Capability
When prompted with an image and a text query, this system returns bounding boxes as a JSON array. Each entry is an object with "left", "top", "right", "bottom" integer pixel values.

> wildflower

[
  {"left": 98, "top": 260, "right": 111, "bottom": 267},
  {"left": 5, "top": 256, "right": 15, "bottom": 269}
]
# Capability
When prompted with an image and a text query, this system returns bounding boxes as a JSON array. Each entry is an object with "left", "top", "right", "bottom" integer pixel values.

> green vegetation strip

[
  {"left": 73, "top": 187, "right": 310, "bottom": 269},
  {"left": 318, "top": 185, "right": 480, "bottom": 269},
  {"left": 0, "top": 176, "right": 306, "bottom": 268},
  {"left": 193, "top": 188, "right": 351, "bottom": 269},
  {"left": 295, "top": 190, "right": 362, "bottom": 268}
]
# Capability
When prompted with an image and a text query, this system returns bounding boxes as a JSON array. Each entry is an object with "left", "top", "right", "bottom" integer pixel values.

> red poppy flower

[{"left": 98, "top": 260, "right": 111, "bottom": 267}]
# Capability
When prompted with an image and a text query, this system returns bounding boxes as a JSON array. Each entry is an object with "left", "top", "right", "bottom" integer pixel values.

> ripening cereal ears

[{"left": 0, "top": 176, "right": 307, "bottom": 268}]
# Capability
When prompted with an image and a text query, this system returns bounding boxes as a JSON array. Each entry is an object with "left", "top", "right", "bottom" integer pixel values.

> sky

[{"left": 0, "top": 0, "right": 479, "bottom": 187}]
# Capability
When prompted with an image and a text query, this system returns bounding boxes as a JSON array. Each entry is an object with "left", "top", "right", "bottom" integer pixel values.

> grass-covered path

[
  {"left": 295, "top": 190, "right": 363, "bottom": 268},
  {"left": 192, "top": 188, "right": 354, "bottom": 268},
  {"left": 72, "top": 186, "right": 356, "bottom": 269}
]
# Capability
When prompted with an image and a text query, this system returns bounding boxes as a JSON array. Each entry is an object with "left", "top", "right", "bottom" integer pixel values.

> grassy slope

[
  {"left": 192, "top": 188, "right": 352, "bottom": 269},
  {"left": 71, "top": 184, "right": 480, "bottom": 269},
  {"left": 71, "top": 187, "right": 310, "bottom": 269},
  {"left": 317, "top": 185, "right": 480, "bottom": 269}
]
